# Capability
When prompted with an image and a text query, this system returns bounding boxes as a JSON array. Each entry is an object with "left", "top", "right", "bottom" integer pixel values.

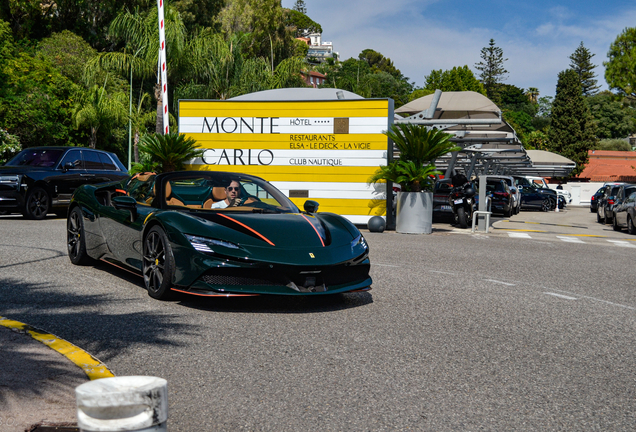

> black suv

[{"left": 0, "top": 147, "right": 128, "bottom": 219}]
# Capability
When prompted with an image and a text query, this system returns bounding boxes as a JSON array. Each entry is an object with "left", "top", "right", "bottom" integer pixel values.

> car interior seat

[{"left": 165, "top": 182, "right": 185, "bottom": 207}]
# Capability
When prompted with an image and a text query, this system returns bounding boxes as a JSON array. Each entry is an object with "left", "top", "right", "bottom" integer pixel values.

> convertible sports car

[{"left": 67, "top": 171, "right": 372, "bottom": 299}]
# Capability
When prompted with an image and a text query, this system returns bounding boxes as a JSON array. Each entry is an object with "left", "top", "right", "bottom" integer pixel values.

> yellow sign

[{"left": 179, "top": 99, "right": 393, "bottom": 224}]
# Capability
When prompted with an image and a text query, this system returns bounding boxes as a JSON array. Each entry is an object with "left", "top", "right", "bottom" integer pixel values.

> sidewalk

[{"left": 0, "top": 324, "right": 85, "bottom": 432}]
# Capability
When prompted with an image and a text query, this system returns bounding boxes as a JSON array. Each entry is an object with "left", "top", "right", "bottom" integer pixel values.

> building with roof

[
  {"left": 300, "top": 70, "right": 327, "bottom": 88},
  {"left": 577, "top": 150, "right": 636, "bottom": 182},
  {"left": 301, "top": 33, "right": 337, "bottom": 63}
]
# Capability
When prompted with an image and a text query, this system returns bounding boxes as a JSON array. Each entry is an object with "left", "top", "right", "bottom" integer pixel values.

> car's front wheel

[
  {"left": 67, "top": 207, "right": 93, "bottom": 265},
  {"left": 23, "top": 187, "right": 49, "bottom": 220},
  {"left": 628, "top": 216, "right": 636, "bottom": 235},
  {"left": 541, "top": 198, "right": 551, "bottom": 212},
  {"left": 143, "top": 226, "right": 176, "bottom": 300}
]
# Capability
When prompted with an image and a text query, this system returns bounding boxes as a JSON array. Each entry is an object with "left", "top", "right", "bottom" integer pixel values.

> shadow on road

[{"left": 0, "top": 276, "right": 193, "bottom": 406}]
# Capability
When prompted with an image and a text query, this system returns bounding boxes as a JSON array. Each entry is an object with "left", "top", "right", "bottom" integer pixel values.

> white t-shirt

[{"left": 211, "top": 200, "right": 229, "bottom": 209}]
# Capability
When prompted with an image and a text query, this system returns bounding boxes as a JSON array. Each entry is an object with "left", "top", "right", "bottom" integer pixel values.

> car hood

[
  {"left": 165, "top": 210, "right": 356, "bottom": 249},
  {"left": 160, "top": 210, "right": 364, "bottom": 265}
]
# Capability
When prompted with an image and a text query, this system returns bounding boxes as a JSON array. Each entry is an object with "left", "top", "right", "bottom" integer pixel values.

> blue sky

[{"left": 281, "top": 0, "right": 636, "bottom": 98}]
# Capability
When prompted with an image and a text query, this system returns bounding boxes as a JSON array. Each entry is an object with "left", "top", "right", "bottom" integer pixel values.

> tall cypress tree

[
  {"left": 293, "top": 0, "right": 307, "bottom": 14},
  {"left": 548, "top": 69, "right": 597, "bottom": 177},
  {"left": 569, "top": 41, "right": 600, "bottom": 96},
  {"left": 474, "top": 39, "right": 508, "bottom": 104}
]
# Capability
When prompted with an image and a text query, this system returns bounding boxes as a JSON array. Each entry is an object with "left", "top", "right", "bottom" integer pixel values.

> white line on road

[
  {"left": 508, "top": 232, "right": 532, "bottom": 238},
  {"left": 553, "top": 290, "right": 636, "bottom": 310},
  {"left": 557, "top": 236, "right": 586, "bottom": 243},
  {"left": 606, "top": 240, "right": 636, "bottom": 248},
  {"left": 429, "top": 270, "right": 457, "bottom": 275},
  {"left": 372, "top": 263, "right": 401, "bottom": 267},
  {"left": 484, "top": 279, "right": 516, "bottom": 286},
  {"left": 545, "top": 292, "right": 578, "bottom": 300}
]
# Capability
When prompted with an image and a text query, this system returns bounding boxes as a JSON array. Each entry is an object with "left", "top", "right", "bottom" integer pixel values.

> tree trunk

[
  {"left": 154, "top": 82, "right": 163, "bottom": 135},
  {"left": 90, "top": 127, "right": 97, "bottom": 149}
]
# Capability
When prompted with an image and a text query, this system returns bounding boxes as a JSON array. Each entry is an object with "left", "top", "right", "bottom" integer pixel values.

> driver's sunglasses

[{"left": 227, "top": 187, "right": 239, "bottom": 191}]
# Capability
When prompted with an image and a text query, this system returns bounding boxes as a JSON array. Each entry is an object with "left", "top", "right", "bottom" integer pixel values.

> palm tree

[
  {"left": 138, "top": 132, "right": 203, "bottom": 173},
  {"left": 526, "top": 87, "right": 539, "bottom": 103},
  {"left": 87, "top": 6, "right": 187, "bottom": 133},
  {"left": 72, "top": 84, "right": 127, "bottom": 149},
  {"left": 368, "top": 124, "right": 460, "bottom": 192},
  {"left": 130, "top": 92, "right": 156, "bottom": 163}
]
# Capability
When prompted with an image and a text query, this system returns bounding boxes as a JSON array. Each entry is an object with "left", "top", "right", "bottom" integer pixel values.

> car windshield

[
  {"left": 6, "top": 148, "right": 65, "bottom": 167},
  {"left": 161, "top": 173, "right": 299, "bottom": 213}
]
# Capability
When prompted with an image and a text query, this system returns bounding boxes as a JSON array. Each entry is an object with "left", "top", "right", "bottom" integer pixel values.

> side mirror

[
  {"left": 112, "top": 195, "right": 137, "bottom": 221},
  {"left": 62, "top": 162, "right": 75, "bottom": 172},
  {"left": 303, "top": 200, "right": 319, "bottom": 214}
]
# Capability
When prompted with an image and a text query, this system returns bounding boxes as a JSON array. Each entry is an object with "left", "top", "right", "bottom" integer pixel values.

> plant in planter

[{"left": 368, "top": 123, "right": 460, "bottom": 233}]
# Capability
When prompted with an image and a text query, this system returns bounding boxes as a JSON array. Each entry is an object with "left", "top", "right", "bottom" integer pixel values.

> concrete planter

[{"left": 396, "top": 191, "right": 433, "bottom": 234}]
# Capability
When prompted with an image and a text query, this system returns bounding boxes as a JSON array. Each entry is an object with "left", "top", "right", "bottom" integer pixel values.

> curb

[{"left": 0, "top": 316, "right": 114, "bottom": 380}]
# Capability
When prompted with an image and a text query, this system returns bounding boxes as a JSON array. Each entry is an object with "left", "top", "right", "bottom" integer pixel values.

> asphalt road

[{"left": 1, "top": 208, "right": 635, "bottom": 431}]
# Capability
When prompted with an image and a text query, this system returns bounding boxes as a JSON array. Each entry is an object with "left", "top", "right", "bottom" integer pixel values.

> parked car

[
  {"left": 525, "top": 176, "right": 571, "bottom": 205},
  {"left": 475, "top": 177, "right": 514, "bottom": 216},
  {"left": 485, "top": 175, "right": 520, "bottom": 214},
  {"left": 67, "top": 171, "right": 372, "bottom": 299},
  {"left": 611, "top": 184, "right": 636, "bottom": 232},
  {"left": 0, "top": 146, "right": 128, "bottom": 219},
  {"left": 433, "top": 178, "right": 454, "bottom": 220},
  {"left": 590, "top": 187, "right": 605, "bottom": 213},
  {"left": 597, "top": 182, "right": 627, "bottom": 224},
  {"left": 512, "top": 176, "right": 558, "bottom": 211}
]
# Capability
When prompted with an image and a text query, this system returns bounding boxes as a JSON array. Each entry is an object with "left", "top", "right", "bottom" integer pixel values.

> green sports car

[{"left": 67, "top": 171, "right": 372, "bottom": 299}]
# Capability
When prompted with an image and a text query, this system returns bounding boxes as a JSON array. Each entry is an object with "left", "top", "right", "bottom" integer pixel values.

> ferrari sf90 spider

[{"left": 67, "top": 171, "right": 372, "bottom": 299}]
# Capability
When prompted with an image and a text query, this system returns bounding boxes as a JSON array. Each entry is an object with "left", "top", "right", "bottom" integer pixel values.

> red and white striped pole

[{"left": 157, "top": 0, "right": 169, "bottom": 134}]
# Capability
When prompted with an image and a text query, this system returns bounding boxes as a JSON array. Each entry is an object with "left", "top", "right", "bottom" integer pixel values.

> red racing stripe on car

[
  {"left": 217, "top": 213, "right": 275, "bottom": 246},
  {"left": 300, "top": 214, "right": 325, "bottom": 247}
]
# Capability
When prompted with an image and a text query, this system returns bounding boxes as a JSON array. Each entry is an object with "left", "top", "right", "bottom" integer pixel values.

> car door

[
  {"left": 619, "top": 187, "right": 636, "bottom": 227},
  {"left": 49, "top": 149, "right": 86, "bottom": 204},
  {"left": 98, "top": 177, "right": 156, "bottom": 270},
  {"left": 82, "top": 149, "right": 114, "bottom": 185}
]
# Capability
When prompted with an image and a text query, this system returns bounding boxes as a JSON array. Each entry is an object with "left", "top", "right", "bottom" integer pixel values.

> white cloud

[{"left": 283, "top": 1, "right": 636, "bottom": 97}]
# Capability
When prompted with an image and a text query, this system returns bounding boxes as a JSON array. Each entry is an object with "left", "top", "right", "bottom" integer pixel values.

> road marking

[
  {"left": 373, "top": 263, "right": 401, "bottom": 267},
  {"left": 557, "top": 236, "right": 585, "bottom": 243},
  {"left": 0, "top": 316, "right": 114, "bottom": 380},
  {"left": 429, "top": 270, "right": 457, "bottom": 275},
  {"left": 508, "top": 232, "right": 532, "bottom": 238},
  {"left": 552, "top": 291, "right": 636, "bottom": 310},
  {"left": 607, "top": 240, "right": 636, "bottom": 248},
  {"left": 545, "top": 292, "right": 577, "bottom": 300},
  {"left": 484, "top": 279, "right": 516, "bottom": 286}
]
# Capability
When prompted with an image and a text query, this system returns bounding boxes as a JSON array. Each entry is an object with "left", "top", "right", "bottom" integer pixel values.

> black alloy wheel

[
  {"left": 67, "top": 207, "right": 93, "bottom": 265},
  {"left": 628, "top": 216, "right": 636, "bottom": 235},
  {"left": 143, "top": 226, "right": 175, "bottom": 300},
  {"left": 24, "top": 187, "right": 50, "bottom": 220},
  {"left": 541, "top": 198, "right": 551, "bottom": 212}
]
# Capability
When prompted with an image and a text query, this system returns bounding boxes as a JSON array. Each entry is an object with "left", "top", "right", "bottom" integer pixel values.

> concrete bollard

[{"left": 75, "top": 376, "right": 168, "bottom": 432}]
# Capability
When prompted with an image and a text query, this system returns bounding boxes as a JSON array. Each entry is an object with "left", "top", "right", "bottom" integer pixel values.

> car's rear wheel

[
  {"left": 628, "top": 216, "right": 636, "bottom": 235},
  {"left": 457, "top": 206, "right": 468, "bottom": 228},
  {"left": 67, "top": 207, "right": 93, "bottom": 265},
  {"left": 605, "top": 212, "right": 613, "bottom": 225},
  {"left": 541, "top": 198, "right": 551, "bottom": 212},
  {"left": 597, "top": 210, "right": 603, "bottom": 223},
  {"left": 23, "top": 187, "right": 49, "bottom": 220},
  {"left": 143, "top": 226, "right": 175, "bottom": 300}
]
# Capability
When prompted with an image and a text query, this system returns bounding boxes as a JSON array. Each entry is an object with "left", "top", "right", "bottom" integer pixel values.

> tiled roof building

[{"left": 577, "top": 150, "right": 636, "bottom": 182}]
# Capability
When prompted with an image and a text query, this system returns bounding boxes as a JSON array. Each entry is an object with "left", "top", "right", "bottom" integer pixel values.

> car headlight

[
  {"left": 0, "top": 175, "right": 20, "bottom": 188},
  {"left": 185, "top": 234, "right": 240, "bottom": 253},
  {"left": 351, "top": 234, "right": 368, "bottom": 251}
]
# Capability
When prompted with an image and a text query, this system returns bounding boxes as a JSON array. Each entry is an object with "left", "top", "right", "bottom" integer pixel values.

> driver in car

[{"left": 211, "top": 180, "right": 241, "bottom": 208}]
